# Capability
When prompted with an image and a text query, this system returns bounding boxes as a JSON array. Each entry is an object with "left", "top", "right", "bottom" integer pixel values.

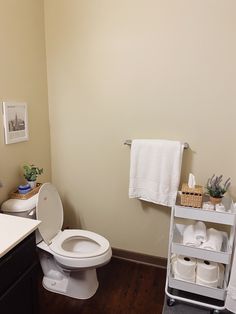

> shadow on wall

[
  {"left": 141, "top": 200, "right": 171, "bottom": 217},
  {"left": 180, "top": 147, "right": 194, "bottom": 185},
  {"left": 62, "top": 197, "right": 81, "bottom": 229}
]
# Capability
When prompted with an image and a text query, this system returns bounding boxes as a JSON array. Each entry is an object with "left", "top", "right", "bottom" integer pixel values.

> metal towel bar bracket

[{"left": 124, "top": 139, "right": 189, "bottom": 149}]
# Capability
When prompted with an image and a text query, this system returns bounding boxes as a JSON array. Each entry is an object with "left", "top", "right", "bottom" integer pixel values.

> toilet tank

[
  {"left": 1, "top": 194, "right": 38, "bottom": 218},
  {"left": 1, "top": 194, "right": 42, "bottom": 243}
]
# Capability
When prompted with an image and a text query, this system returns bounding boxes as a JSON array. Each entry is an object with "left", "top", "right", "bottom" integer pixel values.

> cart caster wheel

[
  {"left": 210, "top": 310, "right": 220, "bottom": 314},
  {"left": 167, "top": 298, "right": 175, "bottom": 307}
]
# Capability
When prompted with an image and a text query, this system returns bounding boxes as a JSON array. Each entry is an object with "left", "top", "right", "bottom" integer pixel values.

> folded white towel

[
  {"left": 183, "top": 224, "right": 201, "bottom": 247},
  {"left": 194, "top": 221, "right": 207, "bottom": 243},
  {"left": 200, "top": 228, "right": 223, "bottom": 251},
  {"left": 215, "top": 203, "right": 226, "bottom": 212},
  {"left": 129, "top": 139, "right": 183, "bottom": 206},
  {"left": 202, "top": 202, "right": 215, "bottom": 211}
]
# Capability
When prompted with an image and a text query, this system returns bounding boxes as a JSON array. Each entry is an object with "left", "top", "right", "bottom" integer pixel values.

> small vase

[
  {"left": 209, "top": 196, "right": 222, "bottom": 206},
  {"left": 27, "top": 181, "right": 36, "bottom": 189}
]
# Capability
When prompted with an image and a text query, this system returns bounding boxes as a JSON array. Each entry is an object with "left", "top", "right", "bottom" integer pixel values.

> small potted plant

[
  {"left": 206, "top": 174, "right": 231, "bottom": 205},
  {"left": 23, "top": 164, "right": 43, "bottom": 189}
]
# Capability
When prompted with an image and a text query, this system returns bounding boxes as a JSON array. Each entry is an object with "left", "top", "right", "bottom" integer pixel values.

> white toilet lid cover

[{"left": 36, "top": 183, "right": 63, "bottom": 245}]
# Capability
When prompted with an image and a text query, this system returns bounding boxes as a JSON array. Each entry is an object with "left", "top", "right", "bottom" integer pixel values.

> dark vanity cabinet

[{"left": 0, "top": 232, "right": 38, "bottom": 314}]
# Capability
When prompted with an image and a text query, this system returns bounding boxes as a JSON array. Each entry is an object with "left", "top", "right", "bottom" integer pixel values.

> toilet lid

[{"left": 36, "top": 183, "right": 63, "bottom": 245}]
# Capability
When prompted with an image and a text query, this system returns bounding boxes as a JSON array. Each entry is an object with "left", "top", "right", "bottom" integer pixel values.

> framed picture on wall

[{"left": 2, "top": 101, "right": 29, "bottom": 144}]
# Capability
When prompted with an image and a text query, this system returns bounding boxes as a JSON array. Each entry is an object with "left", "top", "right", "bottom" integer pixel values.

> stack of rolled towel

[
  {"left": 171, "top": 221, "right": 225, "bottom": 287},
  {"left": 182, "top": 221, "right": 223, "bottom": 251},
  {"left": 171, "top": 254, "right": 225, "bottom": 288}
]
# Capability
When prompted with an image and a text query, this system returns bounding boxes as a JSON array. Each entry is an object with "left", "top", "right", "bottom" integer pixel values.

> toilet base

[{"left": 42, "top": 268, "right": 99, "bottom": 299}]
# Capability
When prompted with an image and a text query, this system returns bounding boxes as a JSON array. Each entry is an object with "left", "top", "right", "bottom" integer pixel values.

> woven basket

[
  {"left": 180, "top": 183, "right": 203, "bottom": 208},
  {"left": 10, "top": 183, "right": 42, "bottom": 200}
]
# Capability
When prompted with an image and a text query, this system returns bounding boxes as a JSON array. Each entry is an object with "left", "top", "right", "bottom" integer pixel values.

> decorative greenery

[
  {"left": 23, "top": 164, "right": 43, "bottom": 182},
  {"left": 206, "top": 174, "right": 231, "bottom": 198}
]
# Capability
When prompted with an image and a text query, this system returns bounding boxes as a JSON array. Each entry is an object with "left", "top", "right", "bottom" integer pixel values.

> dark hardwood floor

[{"left": 38, "top": 257, "right": 166, "bottom": 314}]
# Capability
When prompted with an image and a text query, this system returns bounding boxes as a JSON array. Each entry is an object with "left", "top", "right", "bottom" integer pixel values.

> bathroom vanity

[{"left": 0, "top": 214, "right": 41, "bottom": 314}]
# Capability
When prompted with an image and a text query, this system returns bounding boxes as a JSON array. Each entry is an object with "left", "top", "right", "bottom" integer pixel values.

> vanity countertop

[{"left": 0, "top": 213, "right": 41, "bottom": 258}]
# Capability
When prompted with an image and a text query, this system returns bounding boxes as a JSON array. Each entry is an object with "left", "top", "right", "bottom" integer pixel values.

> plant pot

[
  {"left": 209, "top": 196, "right": 222, "bottom": 206},
  {"left": 27, "top": 181, "right": 36, "bottom": 189}
]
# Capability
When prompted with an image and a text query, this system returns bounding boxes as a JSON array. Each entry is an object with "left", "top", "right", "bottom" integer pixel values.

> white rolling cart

[{"left": 165, "top": 197, "right": 236, "bottom": 314}]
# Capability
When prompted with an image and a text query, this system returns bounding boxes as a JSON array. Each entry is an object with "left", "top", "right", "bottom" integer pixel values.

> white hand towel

[
  {"left": 200, "top": 228, "right": 223, "bottom": 251},
  {"left": 129, "top": 139, "right": 183, "bottom": 206},
  {"left": 194, "top": 221, "right": 207, "bottom": 243},
  {"left": 183, "top": 224, "right": 201, "bottom": 247}
]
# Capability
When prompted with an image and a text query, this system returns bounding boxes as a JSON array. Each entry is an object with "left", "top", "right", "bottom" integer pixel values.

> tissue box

[{"left": 181, "top": 183, "right": 203, "bottom": 208}]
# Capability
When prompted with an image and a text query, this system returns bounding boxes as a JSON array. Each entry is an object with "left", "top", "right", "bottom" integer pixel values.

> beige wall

[
  {"left": 44, "top": 0, "right": 236, "bottom": 257},
  {"left": 0, "top": 0, "right": 51, "bottom": 203}
]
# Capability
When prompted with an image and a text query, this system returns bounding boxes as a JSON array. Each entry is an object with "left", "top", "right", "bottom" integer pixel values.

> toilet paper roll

[
  {"left": 218, "top": 263, "right": 225, "bottom": 288},
  {"left": 174, "top": 271, "right": 195, "bottom": 283},
  {"left": 196, "top": 260, "right": 219, "bottom": 282},
  {"left": 172, "top": 260, "right": 195, "bottom": 283},
  {"left": 196, "top": 276, "right": 218, "bottom": 288},
  {"left": 176, "top": 255, "right": 196, "bottom": 280}
]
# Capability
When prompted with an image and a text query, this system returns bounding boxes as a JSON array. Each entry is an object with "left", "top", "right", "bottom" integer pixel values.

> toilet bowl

[{"left": 36, "top": 183, "right": 112, "bottom": 299}]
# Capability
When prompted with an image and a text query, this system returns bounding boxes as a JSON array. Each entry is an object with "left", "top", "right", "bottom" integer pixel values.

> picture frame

[{"left": 2, "top": 101, "right": 29, "bottom": 144}]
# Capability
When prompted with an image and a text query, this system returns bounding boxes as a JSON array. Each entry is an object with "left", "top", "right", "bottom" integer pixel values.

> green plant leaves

[
  {"left": 23, "top": 164, "right": 43, "bottom": 181},
  {"left": 206, "top": 174, "right": 231, "bottom": 198}
]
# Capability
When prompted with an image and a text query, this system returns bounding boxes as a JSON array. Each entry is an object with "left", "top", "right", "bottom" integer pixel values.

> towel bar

[{"left": 124, "top": 139, "right": 189, "bottom": 149}]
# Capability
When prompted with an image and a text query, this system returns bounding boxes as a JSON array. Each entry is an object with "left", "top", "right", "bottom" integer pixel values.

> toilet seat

[
  {"left": 36, "top": 183, "right": 111, "bottom": 264},
  {"left": 49, "top": 229, "right": 110, "bottom": 258}
]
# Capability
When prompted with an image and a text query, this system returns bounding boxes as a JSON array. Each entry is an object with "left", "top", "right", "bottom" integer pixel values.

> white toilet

[{"left": 36, "top": 183, "right": 112, "bottom": 299}]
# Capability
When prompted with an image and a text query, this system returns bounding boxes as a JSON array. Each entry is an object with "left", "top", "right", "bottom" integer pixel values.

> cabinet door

[
  {"left": 0, "top": 232, "right": 36, "bottom": 296},
  {"left": 0, "top": 263, "right": 38, "bottom": 314}
]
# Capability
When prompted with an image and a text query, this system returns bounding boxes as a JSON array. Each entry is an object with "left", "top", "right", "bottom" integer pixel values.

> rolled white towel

[
  {"left": 200, "top": 228, "right": 223, "bottom": 251},
  {"left": 194, "top": 221, "right": 207, "bottom": 243},
  {"left": 202, "top": 202, "right": 214, "bottom": 211},
  {"left": 183, "top": 224, "right": 201, "bottom": 247},
  {"left": 215, "top": 203, "right": 226, "bottom": 212}
]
